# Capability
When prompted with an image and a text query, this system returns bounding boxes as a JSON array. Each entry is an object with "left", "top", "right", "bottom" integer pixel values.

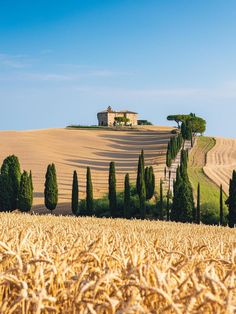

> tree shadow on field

[
  {"left": 31, "top": 202, "right": 73, "bottom": 216},
  {"left": 62, "top": 130, "right": 169, "bottom": 170}
]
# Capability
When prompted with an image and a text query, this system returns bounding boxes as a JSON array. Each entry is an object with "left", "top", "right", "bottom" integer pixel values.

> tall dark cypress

[
  {"left": 145, "top": 166, "right": 149, "bottom": 196},
  {"left": 18, "top": 171, "right": 32, "bottom": 212},
  {"left": 171, "top": 167, "right": 182, "bottom": 221},
  {"left": 145, "top": 166, "right": 155, "bottom": 200},
  {"left": 124, "top": 173, "right": 130, "bottom": 219},
  {"left": 149, "top": 166, "right": 155, "bottom": 199},
  {"left": 166, "top": 190, "right": 170, "bottom": 221},
  {"left": 136, "top": 151, "right": 145, "bottom": 196},
  {"left": 185, "top": 120, "right": 192, "bottom": 140},
  {"left": 164, "top": 167, "right": 167, "bottom": 180},
  {"left": 109, "top": 162, "right": 117, "bottom": 217},
  {"left": 225, "top": 171, "right": 236, "bottom": 228},
  {"left": 166, "top": 142, "right": 172, "bottom": 167},
  {"left": 159, "top": 179, "right": 163, "bottom": 220},
  {"left": 140, "top": 149, "right": 145, "bottom": 173},
  {"left": 29, "top": 170, "right": 33, "bottom": 191},
  {"left": 196, "top": 183, "right": 201, "bottom": 224},
  {"left": 0, "top": 155, "right": 21, "bottom": 210},
  {"left": 136, "top": 155, "right": 142, "bottom": 195},
  {"left": 168, "top": 170, "right": 171, "bottom": 192},
  {"left": 139, "top": 176, "right": 146, "bottom": 219},
  {"left": 0, "top": 174, "right": 12, "bottom": 211},
  {"left": 181, "top": 122, "right": 187, "bottom": 139},
  {"left": 71, "top": 170, "right": 79, "bottom": 215},
  {"left": 86, "top": 167, "right": 94, "bottom": 215},
  {"left": 220, "top": 184, "right": 223, "bottom": 226},
  {"left": 172, "top": 150, "right": 194, "bottom": 223},
  {"left": 44, "top": 163, "right": 58, "bottom": 211},
  {"left": 29, "top": 170, "right": 33, "bottom": 207}
]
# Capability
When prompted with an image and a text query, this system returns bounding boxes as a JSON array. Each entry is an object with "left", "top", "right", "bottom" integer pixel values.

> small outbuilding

[{"left": 97, "top": 106, "right": 138, "bottom": 126}]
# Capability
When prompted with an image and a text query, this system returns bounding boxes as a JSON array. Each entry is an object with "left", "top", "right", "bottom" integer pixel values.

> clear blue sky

[{"left": 0, "top": 0, "right": 236, "bottom": 136}]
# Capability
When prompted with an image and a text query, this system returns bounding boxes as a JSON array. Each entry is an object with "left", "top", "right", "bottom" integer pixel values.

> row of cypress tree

[
  {"left": 71, "top": 150, "right": 155, "bottom": 218},
  {"left": 172, "top": 150, "right": 195, "bottom": 222},
  {"left": 0, "top": 155, "right": 33, "bottom": 212},
  {"left": 181, "top": 120, "right": 192, "bottom": 140},
  {"left": 166, "top": 133, "right": 183, "bottom": 167},
  {"left": 165, "top": 147, "right": 232, "bottom": 227},
  {"left": 2, "top": 152, "right": 234, "bottom": 227}
]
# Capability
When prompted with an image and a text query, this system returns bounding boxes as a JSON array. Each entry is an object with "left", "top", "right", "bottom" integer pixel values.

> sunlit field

[{"left": 0, "top": 213, "right": 235, "bottom": 313}]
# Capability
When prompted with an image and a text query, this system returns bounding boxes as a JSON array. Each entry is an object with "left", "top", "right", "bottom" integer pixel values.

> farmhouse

[{"left": 97, "top": 106, "right": 138, "bottom": 126}]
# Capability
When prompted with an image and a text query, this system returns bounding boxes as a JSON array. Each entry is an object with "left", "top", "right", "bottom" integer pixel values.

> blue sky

[{"left": 0, "top": 0, "right": 236, "bottom": 136}]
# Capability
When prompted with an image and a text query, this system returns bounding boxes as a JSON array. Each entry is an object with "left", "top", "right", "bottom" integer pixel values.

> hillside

[
  {"left": 188, "top": 137, "right": 227, "bottom": 224},
  {"left": 188, "top": 137, "right": 219, "bottom": 201},
  {"left": 0, "top": 126, "right": 172, "bottom": 214},
  {"left": 204, "top": 137, "right": 236, "bottom": 195},
  {"left": 0, "top": 213, "right": 235, "bottom": 313}
]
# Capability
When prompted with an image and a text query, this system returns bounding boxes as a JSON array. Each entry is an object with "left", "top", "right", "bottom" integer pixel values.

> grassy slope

[{"left": 188, "top": 136, "right": 227, "bottom": 222}]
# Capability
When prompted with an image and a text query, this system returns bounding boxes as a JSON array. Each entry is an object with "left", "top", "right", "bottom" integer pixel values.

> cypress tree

[
  {"left": 139, "top": 176, "right": 146, "bottom": 219},
  {"left": 124, "top": 173, "right": 131, "bottom": 219},
  {"left": 178, "top": 180, "right": 194, "bottom": 223},
  {"left": 140, "top": 149, "right": 145, "bottom": 173},
  {"left": 86, "top": 167, "right": 94, "bottom": 215},
  {"left": 164, "top": 167, "right": 167, "bottom": 180},
  {"left": 185, "top": 120, "right": 192, "bottom": 140},
  {"left": 71, "top": 171, "right": 79, "bottom": 215},
  {"left": 29, "top": 170, "right": 33, "bottom": 207},
  {"left": 109, "top": 162, "right": 117, "bottom": 217},
  {"left": 145, "top": 166, "right": 149, "bottom": 196},
  {"left": 18, "top": 171, "right": 32, "bottom": 212},
  {"left": 159, "top": 179, "right": 163, "bottom": 220},
  {"left": 0, "top": 174, "right": 12, "bottom": 211},
  {"left": 1, "top": 155, "right": 21, "bottom": 210},
  {"left": 149, "top": 166, "right": 155, "bottom": 199},
  {"left": 145, "top": 166, "right": 155, "bottom": 200},
  {"left": 226, "top": 171, "right": 236, "bottom": 228},
  {"left": 166, "top": 190, "right": 170, "bottom": 221},
  {"left": 136, "top": 153, "right": 145, "bottom": 196},
  {"left": 29, "top": 170, "right": 33, "bottom": 191},
  {"left": 172, "top": 151, "right": 194, "bottom": 223},
  {"left": 136, "top": 155, "right": 142, "bottom": 195},
  {"left": 196, "top": 183, "right": 201, "bottom": 224},
  {"left": 166, "top": 145, "right": 172, "bottom": 168},
  {"left": 220, "top": 184, "right": 223, "bottom": 226},
  {"left": 168, "top": 170, "right": 171, "bottom": 191},
  {"left": 171, "top": 167, "right": 182, "bottom": 221},
  {"left": 171, "top": 137, "right": 177, "bottom": 159},
  {"left": 181, "top": 122, "right": 187, "bottom": 139},
  {"left": 180, "top": 150, "right": 188, "bottom": 179},
  {"left": 44, "top": 163, "right": 58, "bottom": 211}
]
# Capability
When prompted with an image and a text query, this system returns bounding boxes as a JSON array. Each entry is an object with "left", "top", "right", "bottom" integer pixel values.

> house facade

[{"left": 97, "top": 106, "right": 138, "bottom": 126}]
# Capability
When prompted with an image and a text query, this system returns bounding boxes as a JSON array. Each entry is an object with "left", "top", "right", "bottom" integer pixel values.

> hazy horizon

[{"left": 1, "top": 0, "right": 236, "bottom": 137}]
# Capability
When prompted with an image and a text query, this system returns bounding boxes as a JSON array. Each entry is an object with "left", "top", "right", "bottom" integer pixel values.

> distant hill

[{"left": 0, "top": 126, "right": 172, "bottom": 214}]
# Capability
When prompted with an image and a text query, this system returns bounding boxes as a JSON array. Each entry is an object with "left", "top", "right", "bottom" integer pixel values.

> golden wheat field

[{"left": 0, "top": 213, "right": 236, "bottom": 313}]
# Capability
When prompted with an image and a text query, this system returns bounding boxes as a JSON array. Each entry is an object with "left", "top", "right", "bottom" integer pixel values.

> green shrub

[{"left": 201, "top": 202, "right": 227, "bottom": 225}]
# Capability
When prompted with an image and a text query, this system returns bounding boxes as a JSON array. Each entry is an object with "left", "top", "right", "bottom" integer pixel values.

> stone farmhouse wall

[{"left": 97, "top": 111, "right": 138, "bottom": 126}]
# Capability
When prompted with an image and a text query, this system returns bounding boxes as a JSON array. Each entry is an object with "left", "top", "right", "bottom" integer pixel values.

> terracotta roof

[{"left": 98, "top": 108, "right": 137, "bottom": 114}]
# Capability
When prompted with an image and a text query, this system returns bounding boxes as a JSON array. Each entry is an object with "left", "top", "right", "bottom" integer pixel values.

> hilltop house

[{"left": 97, "top": 106, "right": 138, "bottom": 126}]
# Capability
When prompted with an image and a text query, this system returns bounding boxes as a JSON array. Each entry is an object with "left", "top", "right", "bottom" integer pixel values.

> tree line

[
  {"left": 166, "top": 133, "right": 183, "bottom": 167},
  {"left": 0, "top": 152, "right": 235, "bottom": 227},
  {"left": 167, "top": 113, "right": 206, "bottom": 135},
  {"left": 0, "top": 152, "right": 155, "bottom": 219}
]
